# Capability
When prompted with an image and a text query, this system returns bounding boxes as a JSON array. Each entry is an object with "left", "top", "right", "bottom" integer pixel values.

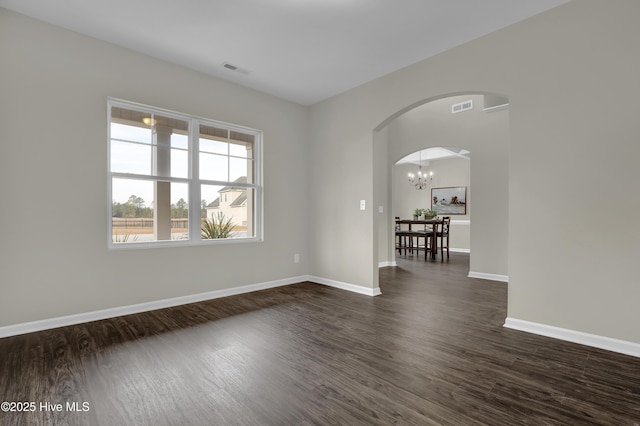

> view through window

[{"left": 108, "top": 100, "right": 261, "bottom": 247}]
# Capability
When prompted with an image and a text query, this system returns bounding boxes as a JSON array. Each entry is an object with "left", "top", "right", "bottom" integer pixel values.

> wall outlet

[
  {"left": 294, "top": 253, "right": 300, "bottom": 263},
  {"left": 378, "top": 205, "right": 384, "bottom": 213}
]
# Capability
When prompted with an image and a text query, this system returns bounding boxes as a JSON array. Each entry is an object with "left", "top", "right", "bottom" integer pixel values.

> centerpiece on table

[{"left": 423, "top": 209, "right": 438, "bottom": 220}]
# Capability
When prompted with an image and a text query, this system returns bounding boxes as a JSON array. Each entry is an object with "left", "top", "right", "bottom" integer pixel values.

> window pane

[
  {"left": 171, "top": 148, "right": 188, "bottom": 179},
  {"left": 111, "top": 178, "right": 154, "bottom": 244},
  {"left": 200, "top": 124, "right": 228, "bottom": 154},
  {"left": 170, "top": 182, "right": 189, "bottom": 241},
  {"left": 229, "top": 157, "right": 253, "bottom": 183},
  {"left": 200, "top": 152, "right": 228, "bottom": 181},
  {"left": 229, "top": 142, "right": 250, "bottom": 158},
  {"left": 200, "top": 138, "right": 228, "bottom": 155},
  {"left": 201, "top": 184, "right": 225, "bottom": 215},
  {"left": 152, "top": 116, "right": 188, "bottom": 179},
  {"left": 171, "top": 133, "right": 188, "bottom": 149},
  {"left": 201, "top": 186, "right": 254, "bottom": 239},
  {"left": 229, "top": 132, "right": 254, "bottom": 158},
  {"left": 153, "top": 115, "right": 189, "bottom": 135},
  {"left": 244, "top": 187, "right": 255, "bottom": 239},
  {"left": 111, "top": 141, "right": 151, "bottom": 174},
  {"left": 200, "top": 125, "right": 228, "bottom": 138},
  {"left": 111, "top": 179, "right": 189, "bottom": 243},
  {"left": 112, "top": 178, "right": 154, "bottom": 207},
  {"left": 154, "top": 145, "right": 171, "bottom": 177},
  {"left": 111, "top": 108, "right": 189, "bottom": 179},
  {"left": 111, "top": 122, "right": 152, "bottom": 144}
]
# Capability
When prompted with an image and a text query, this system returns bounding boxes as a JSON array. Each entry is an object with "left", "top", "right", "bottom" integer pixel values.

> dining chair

[
  {"left": 437, "top": 216, "right": 451, "bottom": 260},
  {"left": 414, "top": 224, "right": 434, "bottom": 260},
  {"left": 395, "top": 217, "right": 413, "bottom": 256}
]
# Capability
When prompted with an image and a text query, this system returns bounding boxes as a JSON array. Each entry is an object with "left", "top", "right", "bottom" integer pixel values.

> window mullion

[
  {"left": 110, "top": 172, "right": 189, "bottom": 184},
  {"left": 189, "top": 119, "right": 201, "bottom": 242}
]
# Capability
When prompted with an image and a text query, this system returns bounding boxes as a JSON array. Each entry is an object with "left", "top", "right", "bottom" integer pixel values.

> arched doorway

[
  {"left": 393, "top": 147, "right": 471, "bottom": 261},
  {"left": 373, "top": 92, "right": 509, "bottom": 287}
]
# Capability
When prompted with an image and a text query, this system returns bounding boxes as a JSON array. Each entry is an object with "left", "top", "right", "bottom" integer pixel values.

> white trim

[
  {"left": 467, "top": 271, "right": 509, "bottom": 282},
  {"left": 450, "top": 220, "right": 470, "bottom": 225},
  {"left": 504, "top": 317, "right": 640, "bottom": 359},
  {"left": 0, "top": 275, "right": 381, "bottom": 338},
  {"left": 0, "top": 276, "right": 305, "bottom": 339},
  {"left": 378, "top": 261, "right": 397, "bottom": 268},
  {"left": 450, "top": 248, "right": 470, "bottom": 253},
  {"left": 307, "top": 275, "right": 382, "bottom": 297},
  {"left": 483, "top": 103, "right": 509, "bottom": 113}
]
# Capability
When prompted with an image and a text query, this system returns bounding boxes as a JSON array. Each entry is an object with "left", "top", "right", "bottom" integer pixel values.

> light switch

[{"left": 360, "top": 200, "right": 366, "bottom": 210}]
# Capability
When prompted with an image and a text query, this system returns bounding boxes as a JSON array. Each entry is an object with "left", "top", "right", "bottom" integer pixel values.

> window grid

[{"left": 108, "top": 99, "right": 262, "bottom": 248}]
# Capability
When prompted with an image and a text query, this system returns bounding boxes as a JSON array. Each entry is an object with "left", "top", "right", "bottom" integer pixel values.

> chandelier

[{"left": 407, "top": 151, "right": 433, "bottom": 190}]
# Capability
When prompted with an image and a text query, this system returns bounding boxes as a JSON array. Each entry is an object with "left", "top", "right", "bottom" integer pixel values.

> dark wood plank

[{"left": 1, "top": 253, "right": 640, "bottom": 425}]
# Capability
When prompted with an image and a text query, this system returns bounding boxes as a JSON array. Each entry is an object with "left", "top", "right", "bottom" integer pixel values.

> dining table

[{"left": 395, "top": 218, "right": 443, "bottom": 260}]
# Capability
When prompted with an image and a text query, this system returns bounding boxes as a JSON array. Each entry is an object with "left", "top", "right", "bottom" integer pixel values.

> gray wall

[
  {"left": 0, "top": 9, "right": 310, "bottom": 326},
  {"left": 310, "top": 0, "right": 640, "bottom": 343}
]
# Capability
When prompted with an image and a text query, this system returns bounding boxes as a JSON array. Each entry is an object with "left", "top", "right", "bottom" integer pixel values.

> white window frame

[{"left": 107, "top": 98, "right": 263, "bottom": 249}]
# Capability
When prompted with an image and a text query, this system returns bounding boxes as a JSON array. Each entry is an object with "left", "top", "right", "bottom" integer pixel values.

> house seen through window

[{"left": 108, "top": 100, "right": 262, "bottom": 247}]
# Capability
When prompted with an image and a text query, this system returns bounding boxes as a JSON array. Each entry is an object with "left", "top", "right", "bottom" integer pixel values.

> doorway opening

[
  {"left": 373, "top": 93, "right": 509, "bottom": 288},
  {"left": 393, "top": 147, "right": 470, "bottom": 262}
]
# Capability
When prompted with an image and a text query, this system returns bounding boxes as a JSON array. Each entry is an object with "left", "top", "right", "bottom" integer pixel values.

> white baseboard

[
  {"left": 387, "top": 249, "right": 468, "bottom": 265},
  {"left": 504, "top": 317, "right": 640, "bottom": 359},
  {"left": 307, "top": 275, "right": 382, "bottom": 297},
  {"left": 0, "top": 275, "right": 381, "bottom": 339},
  {"left": 450, "top": 248, "right": 470, "bottom": 253},
  {"left": 0, "top": 276, "right": 309, "bottom": 339},
  {"left": 468, "top": 271, "right": 509, "bottom": 282}
]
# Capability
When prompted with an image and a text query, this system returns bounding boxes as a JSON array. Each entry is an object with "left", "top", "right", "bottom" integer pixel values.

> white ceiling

[
  {"left": 0, "top": 0, "right": 568, "bottom": 105},
  {"left": 396, "top": 147, "right": 471, "bottom": 166}
]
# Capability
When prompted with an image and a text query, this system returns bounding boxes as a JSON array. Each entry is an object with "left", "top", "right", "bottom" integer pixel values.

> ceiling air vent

[
  {"left": 452, "top": 99, "right": 473, "bottom": 114},
  {"left": 222, "top": 62, "right": 251, "bottom": 75}
]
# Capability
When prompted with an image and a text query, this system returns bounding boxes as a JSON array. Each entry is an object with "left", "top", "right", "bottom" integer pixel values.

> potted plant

[
  {"left": 423, "top": 209, "right": 437, "bottom": 219},
  {"left": 413, "top": 208, "right": 423, "bottom": 220}
]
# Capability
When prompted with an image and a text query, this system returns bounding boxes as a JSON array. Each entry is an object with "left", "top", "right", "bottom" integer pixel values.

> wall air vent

[
  {"left": 451, "top": 100, "right": 473, "bottom": 114},
  {"left": 222, "top": 62, "right": 251, "bottom": 75}
]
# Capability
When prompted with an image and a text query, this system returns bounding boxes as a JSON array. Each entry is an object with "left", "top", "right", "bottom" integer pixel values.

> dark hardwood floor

[{"left": 1, "top": 253, "right": 639, "bottom": 425}]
